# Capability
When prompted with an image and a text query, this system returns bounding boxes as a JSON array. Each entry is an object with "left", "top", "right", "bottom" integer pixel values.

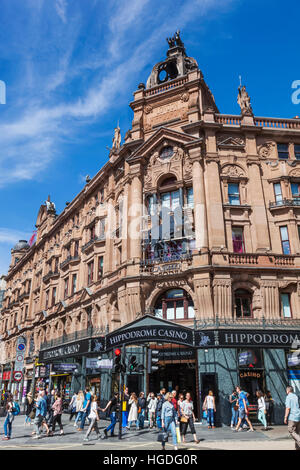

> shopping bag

[
  {"left": 203, "top": 410, "right": 207, "bottom": 419},
  {"left": 157, "top": 431, "right": 169, "bottom": 442},
  {"left": 176, "top": 425, "right": 181, "bottom": 443}
]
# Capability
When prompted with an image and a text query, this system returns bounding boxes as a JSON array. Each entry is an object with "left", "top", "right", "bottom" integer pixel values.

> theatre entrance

[{"left": 148, "top": 345, "right": 198, "bottom": 417}]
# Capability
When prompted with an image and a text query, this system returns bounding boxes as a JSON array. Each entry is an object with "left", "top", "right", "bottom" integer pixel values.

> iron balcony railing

[
  {"left": 141, "top": 250, "right": 193, "bottom": 266},
  {"left": 60, "top": 256, "right": 80, "bottom": 269},
  {"left": 194, "top": 315, "right": 300, "bottom": 330},
  {"left": 43, "top": 270, "right": 60, "bottom": 282},
  {"left": 40, "top": 326, "right": 108, "bottom": 351},
  {"left": 270, "top": 198, "right": 300, "bottom": 209}
]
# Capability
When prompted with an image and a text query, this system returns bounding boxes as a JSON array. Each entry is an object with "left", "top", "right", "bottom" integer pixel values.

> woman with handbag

[
  {"left": 256, "top": 390, "right": 268, "bottom": 430},
  {"left": 229, "top": 390, "right": 239, "bottom": 428},
  {"left": 25, "top": 392, "right": 34, "bottom": 426},
  {"left": 2, "top": 394, "right": 14, "bottom": 440},
  {"left": 68, "top": 392, "right": 78, "bottom": 423},
  {"left": 161, "top": 392, "right": 178, "bottom": 450},
  {"left": 49, "top": 392, "right": 64, "bottom": 436},
  {"left": 203, "top": 390, "right": 216, "bottom": 429},
  {"left": 180, "top": 393, "right": 200, "bottom": 444},
  {"left": 75, "top": 390, "right": 85, "bottom": 428},
  {"left": 127, "top": 393, "right": 138, "bottom": 430}
]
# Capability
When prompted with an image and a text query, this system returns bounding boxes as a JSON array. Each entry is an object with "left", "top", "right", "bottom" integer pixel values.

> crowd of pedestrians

[{"left": 0, "top": 384, "right": 299, "bottom": 450}]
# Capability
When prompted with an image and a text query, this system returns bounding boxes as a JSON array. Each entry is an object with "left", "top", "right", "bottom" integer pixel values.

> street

[{"left": 0, "top": 414, "right": 295, "bottom": 451}]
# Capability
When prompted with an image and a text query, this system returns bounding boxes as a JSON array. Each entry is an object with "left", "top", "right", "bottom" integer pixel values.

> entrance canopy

[{"left": 39, "top": 315, "right": 300, "bottom": 363}]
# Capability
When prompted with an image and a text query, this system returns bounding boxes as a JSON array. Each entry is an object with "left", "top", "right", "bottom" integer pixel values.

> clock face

[{"left": 159, "top": 146, "right": 174, "bottom": 160}]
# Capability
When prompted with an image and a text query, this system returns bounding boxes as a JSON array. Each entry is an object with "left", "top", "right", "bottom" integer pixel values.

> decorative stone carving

[
  {"left": 221, "top": 164, "right": 246, "bottom": 178},
  {"left": 145, "top": 105, "right": 153, "bottom": 114},
  {"left": 258, "top": 141, "right": 276, "bottom": 159},
  {"left": 183, "top": 153, "right": 193, "bottom": 180},
  {"left": 217, "top": 135, "right": 245, "bottom": 148},
  {"left": 289, "top": 168, "right": 300, "bottom": 178},
  {"left": 237, "top": 84, "right": 253, "bottom": 116},
  {"left": 180, "top": 92, "right": 189, "bottom": 103}
]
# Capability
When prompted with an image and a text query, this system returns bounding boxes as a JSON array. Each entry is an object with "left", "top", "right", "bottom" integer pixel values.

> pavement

[{"left": 0, "top": 414, "right": 296, "bottom": 451}]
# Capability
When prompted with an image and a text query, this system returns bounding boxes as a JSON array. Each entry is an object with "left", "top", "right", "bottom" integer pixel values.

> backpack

[{"left": 12, "top": 401, "right": 20, "bottom": 416}]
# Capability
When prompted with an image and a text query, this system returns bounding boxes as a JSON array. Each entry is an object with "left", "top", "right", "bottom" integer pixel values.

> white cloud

[
  {"left": 0, "top": 228, "right": 31, "bottom": 244},
  {"left": 55, "top": 0, "right": 68, "bottom": 23}
]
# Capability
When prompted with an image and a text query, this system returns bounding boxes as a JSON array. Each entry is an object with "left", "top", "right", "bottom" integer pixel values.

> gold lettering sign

[{"left": 239, "top": 371, "right": 261, "bottom": 379}]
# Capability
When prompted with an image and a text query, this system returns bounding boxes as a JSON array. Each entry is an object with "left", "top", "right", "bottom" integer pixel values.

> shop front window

[{"left": 154, "top": 289, "right": 195, "bottom": 320}]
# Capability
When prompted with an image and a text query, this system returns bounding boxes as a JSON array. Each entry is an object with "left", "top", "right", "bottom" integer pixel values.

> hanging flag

[{"left": 29, "top": 230, "right": 37, "bottom": 247}]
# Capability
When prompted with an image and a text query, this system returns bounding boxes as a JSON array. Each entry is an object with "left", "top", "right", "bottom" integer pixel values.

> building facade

[{"left": 1, "top": 34, "right": 300, "bottom": 423}]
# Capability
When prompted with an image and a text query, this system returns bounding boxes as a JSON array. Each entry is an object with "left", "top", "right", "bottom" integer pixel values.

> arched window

[
  {"left": 154, "top": 289, "right": 194, "bottom": 320},
  {"left": 234, "top": 289, "right": 252, "bottom": 318}
]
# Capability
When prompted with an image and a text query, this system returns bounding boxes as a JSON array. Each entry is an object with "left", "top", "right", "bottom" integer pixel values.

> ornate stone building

[{"left": 1, "top": 34, "right": 300, "bottom": 423}]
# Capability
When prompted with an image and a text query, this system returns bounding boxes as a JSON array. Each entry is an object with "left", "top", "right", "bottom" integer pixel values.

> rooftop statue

[
  {"left": 45, "top": 195, "right": 56, "bottom": 213},
  {"left": 166, "top": 30, "right": 184, "bottom": 50},
  {"left": 237, "top": 84, "right": 253, "bottom": 116},
  {"left": 112, "top": 125, "right": 121, "bottom": 150}
]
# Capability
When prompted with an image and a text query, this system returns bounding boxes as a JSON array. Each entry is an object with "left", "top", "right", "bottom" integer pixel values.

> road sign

[{"left": 13, "top": 371, "right": 23, "bottom": 382}]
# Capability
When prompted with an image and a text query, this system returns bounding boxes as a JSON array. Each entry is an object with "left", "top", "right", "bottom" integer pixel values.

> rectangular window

[
  {"left": 161, "top": 190, "right": 180, "bottom": 211},
  {"left": 98, "top": 257, "right": 103, "bottom": 280},
  {"left": 277, "top": 143, "right": 289, "bottom": 160},
  {"left": 228, "top": 183, "right": 240, "bottom": 205},
  {"left": 52, "top": 287, "right": 57, "bottom": 306},
  {"left": 298, "top": 225, "right": 300, "bottom": 241},
  {"left": 187, "top": 187, "right": 194, "bottom": 209},
  {"left": 147, "top": 195, "right": 155, "bottom": 216},
  {"left": 74, "top": 240, "right": 79, "bottom": 257},
  {"left": 87, "top": 261, "right": 94, "bottom": 285},
  {"left": 274, "top": 183, "right": 283, "bottom": 205},
  {"left": 291, "top": 182, "right": 300, "bottom": 197},
  {"left": 281, "top": 293, "right": 292, "bottom": 318},
  {"left": 280, "top": 226, "right": 291, "bottom": 254},
  {"left": 295, "top": 145, "right": 300, "bottom": 160},
  {"left": 90, "top": 224, "right": 96, "bottom": 241},
  {"left": 71, "top": 274, "right": 77, "bottom": 295},
  {"left": 45, "top": 290, "right": 49, "bottom": 309},
  {"left": 64, "top": 278, "right": 69, "bottom": 299},
  {"left": 54, "top": 258, "right": 59, "bottom": 273},
  {"left": 232, "top": 227, "right": 245, "bottom": 253}
]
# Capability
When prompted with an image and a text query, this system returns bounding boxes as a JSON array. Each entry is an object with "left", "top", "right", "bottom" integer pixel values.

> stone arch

[
  {"left": 220, "top": 163, "right": 246, "bottom": 178},
  {"left": 147, "top": 281, "right": 196, "bottom": 312},
  {"left": 155, "top": 172, "right": 179, "bottom": 189}
]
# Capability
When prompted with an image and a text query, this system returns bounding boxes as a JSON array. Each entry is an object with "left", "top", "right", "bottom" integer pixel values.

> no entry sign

[{"left": 13, "top": 371, "right": 23, "bottom": 382}]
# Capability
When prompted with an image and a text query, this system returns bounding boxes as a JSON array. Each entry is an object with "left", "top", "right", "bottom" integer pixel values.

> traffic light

[
  {"left": 129, "top": 355, "right": 138, "bottom": 372},
  {"left": 148, "top": 349, "right": 159, "bottom": 373},
  {"left": 113, "top": 348, "right": 122, "bottom": 373},
  {"left": 128, "top": 355, "right": 144, "bottom": 373}
]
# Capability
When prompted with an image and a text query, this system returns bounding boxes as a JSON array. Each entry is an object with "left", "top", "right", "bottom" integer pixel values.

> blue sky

[{"left": 0, "top": 0, "right": 299, "bottom": 275}]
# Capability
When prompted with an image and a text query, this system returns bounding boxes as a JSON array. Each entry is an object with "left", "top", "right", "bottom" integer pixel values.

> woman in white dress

[{"left": 127, "top": 393, "right": 138, "bottom": 430}]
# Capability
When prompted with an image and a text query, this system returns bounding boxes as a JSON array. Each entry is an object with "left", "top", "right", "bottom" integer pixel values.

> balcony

[
  {"left": 269, "top": 198, "right": 300, "bottom": 210},
  {"left": 40, "top": 325, "right": 108, "bottom": 351},
  {"left": 60, "top": 256, "right": 80, "bottom": 270},
  {"left": 19, "top": 292, "right": 30, "bottom": 301},
  {"left": 43, "top": 270, "right": 60, "bottom": 283},
  {"left": 140, "top": 250, "right": 193, "bottom": 274},
  {"left": 194, "top": 316, "right": 300, "bottom": 330},
  {"left": 213, "top": 251, "right": 296, "bottom": 268}
]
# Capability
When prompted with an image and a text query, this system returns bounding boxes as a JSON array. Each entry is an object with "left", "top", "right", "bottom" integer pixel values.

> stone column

[
  {"left": 205, "top": 159, "right": 226, "bottom": 250},
  {"left": 192, "top": 159, "right": 208, "bottom": 251},
  {"left": 247, "top": 161, "right": 271, "bottom": 252},
  {"left": 129, "top": 166, "right": 142, "bottom": 262}
]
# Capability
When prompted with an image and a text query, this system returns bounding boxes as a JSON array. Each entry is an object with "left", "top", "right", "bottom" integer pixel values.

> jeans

[
  {"left": 75, "top": 411, "right": 83, "bottom": 426},
  {"left": 52, "top": 414, "right": 63, "bottom": 432},
  {"left": 258, "top": 409, "right": 267, "bottom": 428},
  {"left": 231, "top": 407, "right": 238, "bottom": 426},
  {"left": 85, "top": 418, "right": 100, "bottom": 438},
  {"left": 156, "top": 415, "right": 162, "bottom": 430},
  {"left": 163, "top": 418, "right": 177, "bottom": 446},
  {"left": 137, "top": 409, "right": 145, "bottom": 429},
  {"left": 4, "top": 413, "right": 13, "bottom": 438},
  {"left": 80, "top": 409, "right": 90, "bottom": 430},
  {"left": 34, "top": 415, "right": 45, "bottom": 436},
  {"left": 149, "top": 411, "right": 156, "bottom": 427},
  {"left": 25, "top": 415, "right": 31, "bottom": 424},
  {"left": 207, "top": 408, "right": 214, "bottom": 426},
  {"left": 106, "top": 412, "right": 117, "bottom": 435},
  {"left": 128, "top": 420, "right": 137, "bottom": 429}
]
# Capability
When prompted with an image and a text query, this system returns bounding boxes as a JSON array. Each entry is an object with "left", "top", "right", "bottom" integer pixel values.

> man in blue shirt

[
  {"left": 79, "top": 387, "right": 92, "bottom": 431},
  {"left": 234, "top": 386, "right": 254, "bottom": 432},
  {"left": 284, "top": 385, "right": 300, "bottom": 450},
  {"left": 33, "top": 391, "right": 49, "bottom": 439}
]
